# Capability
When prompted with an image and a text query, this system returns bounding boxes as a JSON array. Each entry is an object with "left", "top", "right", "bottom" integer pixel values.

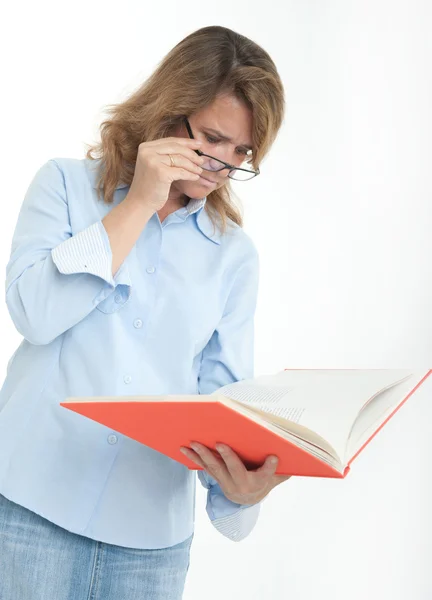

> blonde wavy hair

[{"left": 85, "top": 25, "right": 285, "bottom": 232}]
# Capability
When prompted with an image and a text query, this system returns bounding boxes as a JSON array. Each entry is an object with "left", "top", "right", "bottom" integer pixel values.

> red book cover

[{"left": 61, "top": 370, "right": 431, "bottom": 478}]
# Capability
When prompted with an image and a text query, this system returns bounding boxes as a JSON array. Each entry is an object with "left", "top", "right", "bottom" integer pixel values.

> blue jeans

[{"left": 0, "top": 494, "right": 192, "bottom": 600}]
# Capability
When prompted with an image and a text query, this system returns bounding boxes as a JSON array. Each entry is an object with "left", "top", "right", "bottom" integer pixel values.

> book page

[
  {"left": 214, "top": 370, "right": 414, "bottom": 459},
  {"left": 344, "top": 370, "right": 429, "bottom": 463}
]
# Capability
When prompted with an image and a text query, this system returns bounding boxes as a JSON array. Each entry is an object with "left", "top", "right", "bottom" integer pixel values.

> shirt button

[
  {"left": 146, "top": 266, "right": 156, "bottom": 274},
  {"left": 107, "top": 434, "right": 118, "bottom": 445},
  {"left": 115, "top": 294, "right": 123, "bottom": 303},
  {"left": 123, "top": 375, "right": 132, "bottom": 384},
  {"left": 133, "top": 319, "right": 143, "bottom": 329}
]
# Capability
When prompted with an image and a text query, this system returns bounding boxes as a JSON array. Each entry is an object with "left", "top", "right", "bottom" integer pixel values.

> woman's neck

[{"left": 157, "top": 188, "right": 189, "bottom": 223}]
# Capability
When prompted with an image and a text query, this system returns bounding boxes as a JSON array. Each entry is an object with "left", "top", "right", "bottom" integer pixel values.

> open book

[{"left": 61, "top": 369, "right": 431, "bottom": 478}]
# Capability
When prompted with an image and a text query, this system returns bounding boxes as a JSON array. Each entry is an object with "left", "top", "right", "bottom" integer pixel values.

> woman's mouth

[{"left": 199, "top": 175, "right": 217, "bottom": 187}]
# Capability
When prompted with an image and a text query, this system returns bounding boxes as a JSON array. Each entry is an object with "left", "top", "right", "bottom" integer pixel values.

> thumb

[{"left": 255, "top": 455, "right": 279, "bottom": 479}]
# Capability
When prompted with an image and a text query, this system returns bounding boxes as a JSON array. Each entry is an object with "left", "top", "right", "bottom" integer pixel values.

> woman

[{"left": 0, "top": 25, "right": 288, "bottom": 600}]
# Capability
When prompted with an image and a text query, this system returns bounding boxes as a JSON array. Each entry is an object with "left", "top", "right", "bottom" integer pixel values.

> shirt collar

[
  {"left": 185, "top": 197, "right": 206, "bottom": 215},
  {"left": 166, "top": 198, "right": 221, "bottom": 245},
  {"left": 87, "top": 158, "right": 221, "bottom": 245},
  {"left": 195, "top": 204, "right": 222, "bottom": 245}
]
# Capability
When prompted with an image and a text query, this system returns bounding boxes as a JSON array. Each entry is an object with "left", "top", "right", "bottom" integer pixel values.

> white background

[{"left": 1, "top": 1, "right": 431, "bottom": 599}]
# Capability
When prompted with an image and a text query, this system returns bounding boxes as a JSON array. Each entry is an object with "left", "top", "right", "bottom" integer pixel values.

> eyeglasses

[{"left": 183, "top": 117, "right": 260, "bottom": 182}]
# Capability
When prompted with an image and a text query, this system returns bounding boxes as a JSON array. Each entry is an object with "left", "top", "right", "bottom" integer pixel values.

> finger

[
  {"left": 166, "top": 166, "right": 202, "bottom": 183},
  {"left": 161, "top": 153, "right": 204, "bottom": 175},
  {"left": 181, "top": 443, "right": 220, "bottom": 463},
  {"left": 147, "top": 137, "right": 202, "bottom": 147},
  {"left": 253, "top": 455, "right": 279, "bottom": 481},
  {"left": 157, "top": 144, "right": 205, "bottom": 167},
  {"left": 215, "top": 444, "right": 248, "bottom": 485},
  {"left": 180, "top": 446, "right": 206, "bottom": 469},
  {"left": 146, "top": 138, "right": 203, "bottom": 156},
  {"left": 189, "top": 442, "right": 231, "bottom": 486},
  {"left": 166, "top": 137, "right": 203, "bottom": 147}
]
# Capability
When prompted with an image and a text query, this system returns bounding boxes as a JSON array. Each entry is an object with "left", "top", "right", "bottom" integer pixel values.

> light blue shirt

[{"left": 0, "top": 157, "right": 261, "bottom": 549}]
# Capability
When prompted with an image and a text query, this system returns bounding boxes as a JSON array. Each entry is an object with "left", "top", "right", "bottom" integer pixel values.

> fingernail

[
  {"left": 190, "top": 443, "right": 199, "bottom": 451},
  {"left": 179, "top": 447, "right": 187, "bottom": 454},
  {"left": 270, "top": 456, "right": 278, "bottom": 464},
  {"left": 216, "top": 444, "right": 225, "bottom": 453}
]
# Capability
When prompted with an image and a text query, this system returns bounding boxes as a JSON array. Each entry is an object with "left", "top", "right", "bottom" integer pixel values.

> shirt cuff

[
  {"left": 52, "top": 221, "right": 115, "bottom": 286},
  {"left": 199, "top": 472, "right": 261, "bottom": 542},
  {"left": 211, "top": 503, "right": 261, "bottom": 542}
]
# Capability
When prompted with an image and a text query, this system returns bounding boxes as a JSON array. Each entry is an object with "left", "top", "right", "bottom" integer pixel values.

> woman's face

[{"left": 172, "top": 93, "right": 254, "bottom": 199}]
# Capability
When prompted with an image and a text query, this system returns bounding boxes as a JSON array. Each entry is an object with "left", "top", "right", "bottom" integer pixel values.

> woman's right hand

[{"left": 127, "top": 137, "right": 205, "bottom": 212}]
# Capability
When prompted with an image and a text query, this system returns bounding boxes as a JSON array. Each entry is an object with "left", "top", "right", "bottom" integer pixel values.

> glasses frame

[{"left": 183, "top": 117, "right": 260, "bottom": 181}]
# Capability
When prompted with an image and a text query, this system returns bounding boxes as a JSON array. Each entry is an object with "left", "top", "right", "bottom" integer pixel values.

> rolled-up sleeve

[
  {"left": 52, "top": 221, "right": 115, "bottom": 285},
  {"left": 5, "top": 159, "right": 131, "bottom": 346},
  {"left": 197, "top": 239, "right": 261, "bottom": 541},
  {"left": 198, "top": 471, "right": 261, "bottom": 542}
]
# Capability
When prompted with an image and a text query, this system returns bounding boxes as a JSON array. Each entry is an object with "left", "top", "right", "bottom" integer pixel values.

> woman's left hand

[{"left": 180, "top": 442, "right": 291, "bottom": 505}]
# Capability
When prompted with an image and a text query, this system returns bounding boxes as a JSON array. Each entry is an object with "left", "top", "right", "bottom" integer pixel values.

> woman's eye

[{"left": 205, "top": 135, "right": 218, "bottom": 144}]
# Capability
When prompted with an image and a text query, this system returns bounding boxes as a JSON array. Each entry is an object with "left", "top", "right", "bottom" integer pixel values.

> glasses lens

[
  {"left": 201, "top": 154, "right": 257, "bottom": 181},
  {"left": 200, "top": 156, "right": 227, "bottom": 172},
  {"left": 229, "top": 169, "right": 257, "bottom": 181}
]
